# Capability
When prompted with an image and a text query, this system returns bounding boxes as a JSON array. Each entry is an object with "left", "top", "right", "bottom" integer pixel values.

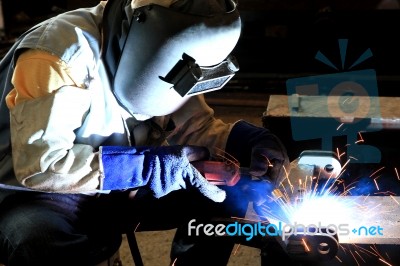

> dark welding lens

[{"left": 162, "top": 54, "right": 239, "bottom": 97}]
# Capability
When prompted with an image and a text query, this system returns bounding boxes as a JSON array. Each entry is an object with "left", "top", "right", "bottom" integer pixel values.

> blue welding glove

[
  {"left": 100, "top": 145, "right": 226, "bottom": 202},
  {"left": 225, "top": 120, "right": 289, "bottom": 207}
]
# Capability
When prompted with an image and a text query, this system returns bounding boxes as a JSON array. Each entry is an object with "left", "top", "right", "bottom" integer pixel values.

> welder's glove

[
  {"left": 226, "top": 120, "right": 290, "bottom": 189},
  {"left": 100, "top": 145, "right": 226, "bottom": 202}
]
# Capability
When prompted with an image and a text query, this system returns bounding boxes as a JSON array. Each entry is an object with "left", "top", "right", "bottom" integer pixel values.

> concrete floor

[
  {"left": 118, "top": 208, "right": 263, "bottom": 266},
  {"left": 116, "top": 91, "right": 270, "bottom": 266},
  {"left": 119, "top": 215, "right": 263, "bottom": 266}
]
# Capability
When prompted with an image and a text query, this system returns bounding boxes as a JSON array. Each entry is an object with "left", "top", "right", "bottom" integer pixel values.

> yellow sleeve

[{"left": 6, "top": 49, "right": 81, "bottom": 109}]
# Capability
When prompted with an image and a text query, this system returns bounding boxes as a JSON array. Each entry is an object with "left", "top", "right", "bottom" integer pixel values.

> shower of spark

[
  {"left": 259, "top": 162, "right": 362, "bottom": 228},
  {"left": 253, "top": 147, "right": 400, "bottom": 266}
]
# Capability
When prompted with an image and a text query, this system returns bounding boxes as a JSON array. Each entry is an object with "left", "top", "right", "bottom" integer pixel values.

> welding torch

[{"left": 192, "top": 150, "right": 341, "bottom": 203}]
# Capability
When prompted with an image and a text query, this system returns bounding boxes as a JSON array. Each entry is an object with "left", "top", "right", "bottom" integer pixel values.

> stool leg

[{"left": 126, "top": 231, "right": 144, "bottom": 266}]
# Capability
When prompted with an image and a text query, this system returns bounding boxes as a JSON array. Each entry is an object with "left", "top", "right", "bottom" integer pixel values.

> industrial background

[{"left": 1, "top": 0, "right": 400, "bottom": 265}]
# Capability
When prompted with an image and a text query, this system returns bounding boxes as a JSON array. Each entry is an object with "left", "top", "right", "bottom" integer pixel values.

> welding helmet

[{"left": 102, "top": 0, "right": 241, "bottom": 117}]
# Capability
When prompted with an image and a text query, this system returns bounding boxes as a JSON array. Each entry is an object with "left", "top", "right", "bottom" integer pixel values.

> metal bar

[
  {"left": 246, "top": 195, "right": 400, "bottom": 245},
  {"left": 332, "top": 196, "right": 400, "bottom": 244}
]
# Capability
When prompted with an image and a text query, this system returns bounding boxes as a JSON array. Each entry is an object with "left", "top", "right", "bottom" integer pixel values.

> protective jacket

[{"left": 0, "top": 2, "right": 233, "bottom": 193}]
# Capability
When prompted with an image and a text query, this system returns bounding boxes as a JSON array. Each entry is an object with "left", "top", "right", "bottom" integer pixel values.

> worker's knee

[{"left": 0, "top": 199, "right": 90, "bottom": 265}]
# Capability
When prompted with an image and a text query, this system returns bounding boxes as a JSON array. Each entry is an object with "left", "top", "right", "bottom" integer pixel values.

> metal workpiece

[
  {"left": 243, "top": 196, "right": 400, "bottom": 264},
  {"left": 269, "top": 195, "right": 400, "bottom": 244},
  {"left": 193, "top": 149, "right": 400, "bottom": 264},
  {"left": 266, "top": 95, "right": 400, "bottom": 130},
  {"left": 202, "top": 217, "right": 340, "bottom": 263},
  {"left": 273, "top": 151, "right": 400, "bottom": 246},
  {"left": 295, "top": 150, "right": 342, "bottom": 180},
  {"left": 285, "top": 231, "right": 339, "bottom": 262},
  {"left": 272, "top": 150, "right": 342, "bottom": 209},
  {"left": 322, "top": 195, "right": 400, "bottom": 245}
]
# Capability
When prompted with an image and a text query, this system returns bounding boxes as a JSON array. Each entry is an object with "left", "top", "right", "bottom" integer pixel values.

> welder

[{"left": 0, "top": 0, "right": 289, "bottom": 265}]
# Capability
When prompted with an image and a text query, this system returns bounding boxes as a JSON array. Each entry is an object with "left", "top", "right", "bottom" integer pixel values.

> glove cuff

[
  {"left": 100, "top": 146, "right": 148, "bottom": 190},
  {"left": 225, "top": 120, "right": 287, "bottom": 167}
]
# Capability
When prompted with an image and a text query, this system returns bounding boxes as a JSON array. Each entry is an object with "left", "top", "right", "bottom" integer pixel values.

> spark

[
  {"left": 134, "top": 222, "right": 141, "bottom": 232},
  {"left": 350, "top": 244, "right": 393, "bottom": 266},
  {"left": 349, "top": 156, "right": 358, "bottom": 161},
  {"left": 320, "top": 160, "right": 350, "bottom": 196},
  {"left": 354, "top": 251, "right": 366, "bottom": 263},
  {"left": 356, "top": 247, "right": 373, "bottom": 257},
  {"left": 341, "top": 159, "right": 351, "bottom": 174},
  {"left": 336, "top": 147, "right": 346, "bottom": 160},
  {"left": 213, "top": 147, "right": 240, "bottom": 169},
  {"left": 304, "top": 176, "right": 309, "bottom": 192},
  {"left": 395, "top": 168, "right": 399, "bottom": 180},
  {"left": 340, "top": 185, "right": 355, "bottom": 196},
  {"left": 261, "top": 154, "right": 274, "bottom": 167},
  {"left": 350, "top": 250, "right": 360, "bottom": 266},
  {"left": 340, "top": 243, "right": 396, "bottom": 266},
  {"left": 342, "top": 97, "right": 351, "bottom": 104},
  {"left": 365, "top": 203, "right": 382, "bottom": 216},
  {"left": 322, "top": 173, "right": 341, "bottom": 195},
  {"left": 363, "top": 195, "right": 370, "bottom": 203},
  {"left": 371, "top": 244, "right": 384, "bottom": 259},
  {"left": 373, "top": 177, "right": 380, "bottom": 191},
  {"left": 301, "top": 238, "right": 310, "bottom": 252},
  {"left": 379, "top": 258, "right": 393, "bottom": 266},
  {"left": 282, "top": 164, "right": 294, "bottom": 193},
  {"left": 337, "top": 123, "right": 344, "bottom": 131},
  {"left": 171, "top": 258, "right": 177, "bottom": 266},
  {"left": 340, "top": 244, "right": 348, "bottom": 255},
  {"left": 374, "top": 191, "right": 396, "bottom": 196},
  {"left": 389, "top": 195, "right": 399, "bottom": 205},
  {"left": 312, "top": 173, "right": 321, "bottom": 195},
  {"left": 233, "top": 244, "right": 241, "bottom": 255},
  {"left": 355, "top": 132, "right": 365, "bottom": 144},
  {"left": 385, "top": 252, "right": 391, "bottom": 262},
  {"left": 353, "top": 200, "right": 370, "bottom": 212},
  {"left": 370, "top": 166, "right": 385, "bottom": 178},
  {"left": 335, "top": 256, "right": 343, "bottom": 262},
  {"left": 354, "top": 244, "right": 376, "bottom": 257},
  {"left": 256, "top": 206, "right": 286, "bottom": 223}
]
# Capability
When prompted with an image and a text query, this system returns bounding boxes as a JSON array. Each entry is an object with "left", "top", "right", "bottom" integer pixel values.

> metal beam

[
  {"left": 333, "top": 196, "right": 400, "bottom": 245},
  {"left": 246, "top": 196, "right": 400, "bottom": 245}
]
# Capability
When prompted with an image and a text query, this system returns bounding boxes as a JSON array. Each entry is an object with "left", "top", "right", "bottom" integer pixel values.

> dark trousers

[{"left": 0, "top": 185, "right": 249, "bottom": 266}]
